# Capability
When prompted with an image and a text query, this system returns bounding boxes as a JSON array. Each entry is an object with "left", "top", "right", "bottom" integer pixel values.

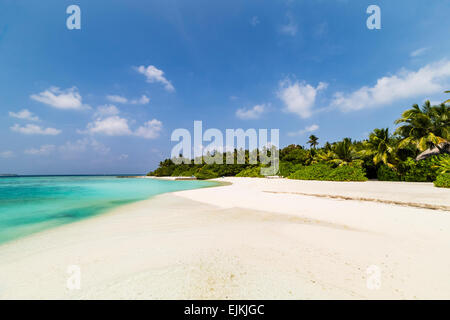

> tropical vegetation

[{"left": 148, "top": 98, "right": 449, "bottom": 187}]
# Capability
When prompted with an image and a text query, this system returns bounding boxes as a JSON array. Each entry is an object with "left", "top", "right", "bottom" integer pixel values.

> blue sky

[{"left": 0, "top": 0, "right": 449, "bottom": 174}]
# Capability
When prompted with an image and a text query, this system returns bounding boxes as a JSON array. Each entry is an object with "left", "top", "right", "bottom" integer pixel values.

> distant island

[{"left": 0, "top": 174, "right": 19, "bottom": 177}]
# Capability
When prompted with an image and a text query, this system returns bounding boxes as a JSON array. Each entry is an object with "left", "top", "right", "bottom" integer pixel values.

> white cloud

[
  {"left": 81, "top": 109, "right": 162, "bottom": 139},
  {"left": 94, "top": 105, "right": 120, "bottom": 118},
  {"left": 59, "top": 139, "right": 89, "bottom": 154},
  {"left": 90, "top": 139, "right": 111, "bottom": 154},
  {"left": 85, "top": 116, "right": 132, "bottom": 136},
  {"left": 236, "top": 104, "right": 266, "bottom": 119},
  {"left": 106, "top": 95, "right": 128, "bottom": 104},
  {"left": 278, "top": 79, "right": 328, "bottom": 118},
  {"left": 250, "top": 16, "right": 260, "bottom": 27},
  {"left": 136, "top": 65, "right": 175, "bottom": 92},
  {"left": 131, "top": 95, "right": 150, "bottom": 105},
  {"left": 118, "top": 154, "right": 129, "bottom": 160},
  {"left": 331, "top": 60, "right": 450, "bottom": 112},
  {"left": 135, "top": 119, "right": 163, "bottom": 139},
  {"left": 107, "top": 94, "right": 149, "bottom": 105},
  {"left": 24, "top": 145, "right": 55, "bottom": 156},
  {"left": 280, "top": 13, "right": 297, "bottom": 36},
  {"left": 9, "top": 109, "right": 39, "bottom": 121},
  {"left": 59, "top": 138, "right": 110, "bottom": 157},
  {"left": 31, "top": 87, "right": 87, "bottom": 110},
  {"left": 0, "top": 151, "right": 14, "bottom": 158},
  {"left": 410, "top": 47, "right": 428, "bottom": 58},
  {"left": 11, "top": 124, "right": 61, "bottom": 135},
  {"left": 288, "top": 124, "right": 319, "bottom": 137}
]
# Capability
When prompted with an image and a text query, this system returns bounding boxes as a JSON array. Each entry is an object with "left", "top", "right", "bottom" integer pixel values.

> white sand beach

[{"left": 0, "top": 177, "right": 449, "bottom": 299}]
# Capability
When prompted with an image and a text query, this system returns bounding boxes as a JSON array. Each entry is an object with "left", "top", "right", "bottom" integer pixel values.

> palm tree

[
  {"left": 362, "top": 128, "right": 396, "bottom": 168},
  {"left": 323, "top": 142, "right": 332, "bottom": 152},
  {"left": 444, "top": 90, "right": 450, "bottom": 104},
  {"left": 308, "top": 135, "right": 319, "bottom": 149},
  {"left": 395, "top": 101, "right": 449, "bottom": 152},
  {"left": 332, "top": 138, "right": 360, "bottom": 165},
  {"left": 433, "top": 156, "right": 450, "bottom": 174},
  {"left": 431, "top": 103, "right": 450, "bottom": 141},
  {"left": 316, "top": 138, "right": 361, "bottom": 167}
]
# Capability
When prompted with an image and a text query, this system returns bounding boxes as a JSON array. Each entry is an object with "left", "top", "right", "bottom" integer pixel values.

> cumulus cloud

[
  {"left": 90, "top": 139, "right": 111, "bottom": 154},
  {"left": 84, "top": 116, "right": 132, "bottom": 136},
  {"left": 136, "top": 65, "right": 175, "bottom": 92},
  {"left": 31, "top": 87, "right": 87, "bottom": 110},
  {"left": 106, "top": 94, "right": 149, "bottom": 105},
  {"left": 131, "top": 95, "right": 150, "bottom": 105},
  {"left": 236, "top": 104, "right": 266, "bottom": 119},
  {"left": 134, "top": 119, "right": 163, "bottom": 139},
  {"left": 278, "top": 79, "right": 328, "bottom": 118},
  {"left": 9, "top": 109, "right": 39, "bottom": 121},
  {"left": 331, "top": 60, "right": 450, "bottom": 112},
  {"left": 81, "top": 104, "right": 162, "bottom": 139},
  {"left": 59, "top": 138, "right": 110, "bottom": 158},
  {"left": 24, "top": 145, "right": 55, "bottom": 156},
  {"left": 11, "top": 124, "right": 61, "bottom": 135},
  {"left": 94, "top": 105, "right": 120, "bottom": 118},
  {"left": 0, "top": 151, "right": 14, "bottom": 158},
  {"left": 118, "top": 154, "right": 129, "bottom": 160},
  {"left": 106, "top": 95, "right": 128, "bottom": 104},
  {"left": 287, "top": 124, "right": 319, "bottom": 137},
  {"left": 59, "top": 139, "right": 90, "bottom": 154}
]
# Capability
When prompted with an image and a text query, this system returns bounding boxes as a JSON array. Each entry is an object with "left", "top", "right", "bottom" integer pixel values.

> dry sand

[{"left": 0, "top": 177, "right": 449, "bottom": 299}]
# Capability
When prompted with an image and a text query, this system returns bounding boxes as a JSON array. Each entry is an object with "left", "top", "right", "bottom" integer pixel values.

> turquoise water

[{"left": 0, "top": 176, "right": 216, "bottom": 245}]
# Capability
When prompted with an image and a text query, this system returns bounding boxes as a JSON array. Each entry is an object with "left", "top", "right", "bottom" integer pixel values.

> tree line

[{"left": 149, "top": 96, "right": 449, "bottom": 187}]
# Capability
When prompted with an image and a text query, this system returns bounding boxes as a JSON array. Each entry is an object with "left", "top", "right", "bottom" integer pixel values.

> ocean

[{"left": 0, "top": 176, "right": 216, "bottom": 245}]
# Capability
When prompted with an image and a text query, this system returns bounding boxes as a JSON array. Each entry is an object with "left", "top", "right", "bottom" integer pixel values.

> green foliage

[
  {"left": 377, "top": 155, "right": 447, "bottom": 182},
  {"left": 288, "top": 164, "right": 367, "bottom": 182},
  {"left": 401, "top": 157, "right": 440, "bottom": 182},
  {"left": 434, "top": 174, "right": 450, "bottom": 188},
  {"left": 148, "top": 159, "right": 177, "bottom": 176},
  {"left": 444, "top": 90, "right": 450, "bottom": 105},
  {"left": 278, "top": 162, "right": 303, "bottom": 177},
  {"left": 377, "top": 165, "right": 401, "bottom": 181},
  {"left": 362, "top": 128, "right": 397, "bottom": 168},
  {"left": 147, "top": 101, "right": 448, "bottom": 188},
  {"left": 432, "top": 155, "right": 450, "bottom": 174},
  {"left": 236, "top": 166, "right": 264, "bottom": 177},
  {"left": 395, "top": 101, "right": 449, "bottom": 152},
  {"left": 279, "top": 145, "right": 309, "bottom": 164},
  {"left": 308, "top": 135, "right": 319, "bottom": 149},
  {"left": 194, "top": 167, "right": 219, "bottom": 180}
]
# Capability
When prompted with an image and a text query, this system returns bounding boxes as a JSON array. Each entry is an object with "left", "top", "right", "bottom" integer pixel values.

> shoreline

[
  {"left": 0, "top": 177, "right": 220, "bottom": 247},
  {"left": 0, "top": 178, "right": 449, "bottom": 299}
]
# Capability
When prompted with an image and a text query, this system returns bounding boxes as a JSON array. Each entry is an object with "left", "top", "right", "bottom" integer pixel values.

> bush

[
  {"left": 434, "top": 174, "right": 450, "bottom": 188},
  {"left": 288, "top": 163, "right": 367, "bottom": 181},
  {"left": 278, "top": 162, "right": 303, "bottom": 177},
  {"left": 171, "top": 166, "right": 197, "bottom": 177},
  {"left": 401, "top": 157, "right": 440, "bottom": 182},
  {"left": 328, "top": 165, "right": 368, "bottom": 181},
  {"left": 236, "top": 166, "right": 263, "bottom": 177},
  {"left": 289, "top": 163, "right": 332, "bottom": 180},
  {"left": 377, "top": 165, "right": 401, "bottom": 181},
  {"left": 194, "top": 167, "right": 219, "bottom": 180}
]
